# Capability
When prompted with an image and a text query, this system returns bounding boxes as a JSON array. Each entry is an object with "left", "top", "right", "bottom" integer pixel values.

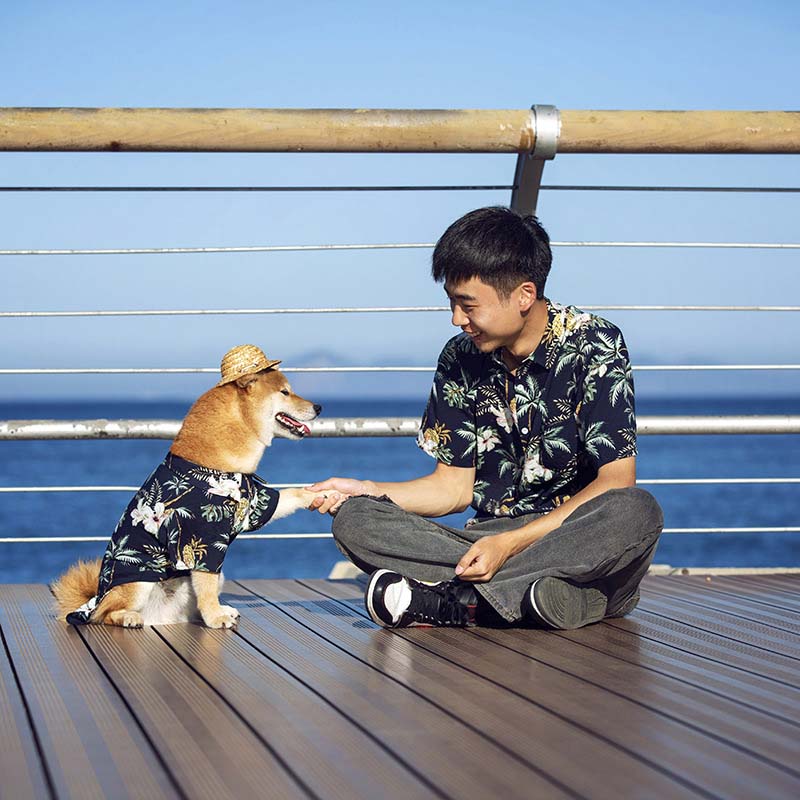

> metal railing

[
  {"left": 1, "top": 106, "right": 798, "bottom": 548},
  {"left": 2, "top": 415, "right": 800, "bottom": 440}
]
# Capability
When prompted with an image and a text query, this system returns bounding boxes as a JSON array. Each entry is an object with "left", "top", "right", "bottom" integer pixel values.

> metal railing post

[{"left": 510, "top": 105, "right": 560, "bottom": 215}]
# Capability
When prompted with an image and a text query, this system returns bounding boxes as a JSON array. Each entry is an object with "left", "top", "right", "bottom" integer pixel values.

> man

[{"left": 310, "top": 206, "right": 663, "bottom": 630}]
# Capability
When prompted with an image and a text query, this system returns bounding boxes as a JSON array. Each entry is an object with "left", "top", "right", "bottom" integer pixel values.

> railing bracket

[{"left": 510, "top": 104, "right": 561, "bottom": 215}]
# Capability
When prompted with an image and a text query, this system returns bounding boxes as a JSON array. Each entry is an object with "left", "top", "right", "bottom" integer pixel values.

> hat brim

[{"left": 217, "top": 359, "right": 282, "bottom": 386}]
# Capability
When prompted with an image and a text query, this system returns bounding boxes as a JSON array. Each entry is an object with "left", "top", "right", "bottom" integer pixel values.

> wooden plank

[
  {"left": 234, "top": 579, "right": 587, "bottom": 800},
  {"left": 312, "top": 579, "right": 800, "bottom": 800},
  {"left": 554, "top": 617, "right": 800, "bottom": 724},
  {"left": 665, "top": 575, "right": 800, "bottom": 613},
  {"left": 637, "top": 595, "right": 800, "bottom": 659},
  {"left": 731, "top": 575, "right": 800, "bottom": 597},
  {"left": 79, "top": 621, "right": 309, "bottom": 800},
  {"left": 607, "top": 612, "right": 800, "bottom": 687},
  {"left": 156, "top": 616, "right": 434, "bottom": 800},
  {"left": 0, "top": 585, "right": 177, "bottom": 800},
  {"left": 642, "top": 578, "right": 800, "bottom": 633},
  {"left": 471, "top": 627, "right": 800, "bottom": 773},
  {"left": 238, "top": 579, "right": 708, "bottom": 800},
  {"left": 0, "top": 623, "right": 51, "bottom": 799}
]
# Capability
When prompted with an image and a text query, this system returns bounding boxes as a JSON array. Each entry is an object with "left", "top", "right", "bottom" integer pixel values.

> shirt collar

[{"left": 490, "top": 298, "right": 555, "bottom": 373}]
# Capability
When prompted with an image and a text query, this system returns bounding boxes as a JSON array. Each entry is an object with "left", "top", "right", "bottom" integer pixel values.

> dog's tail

[{"left": 51, "top": 558, "right": 102, "bottom": 620}]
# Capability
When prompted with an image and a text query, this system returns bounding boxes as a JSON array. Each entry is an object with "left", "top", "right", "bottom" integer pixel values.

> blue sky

[{"left": 1, "top": 0, "right": 798, "bottom": 400}]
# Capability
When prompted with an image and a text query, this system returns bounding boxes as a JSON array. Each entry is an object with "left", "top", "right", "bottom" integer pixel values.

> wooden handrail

[{"left": 1, "top": 108, "right": 798, "bottom": 154}]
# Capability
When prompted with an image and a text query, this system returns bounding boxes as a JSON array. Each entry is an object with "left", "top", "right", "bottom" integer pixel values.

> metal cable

[
  {"left": 661, "top": 527, "right": 800, "bottom": 534},
  {"left": 0, "top": 484, "right": 300, "bottom": 492},
  {"left": 1, "top": 184, "right": 798, "bottom": 193},
  {"left": 0, "top": 243, "right": 433, "bottom": 256},
  {"left": 0, "top": 533, "right": 335, "bottom": 543},
  {"left": 0, "top": 185, "right": 512, "bottom": 193},
  {"left": 1, "top": 526, "right": 798, "bottom": 543},
  {"left": 640, "top": 478, "right": 800, "bottom": 485},
  {"left": 2, "top": 305, "right": 799, "bottom": 319},
  {"left": 2, "top": 364, "right": 799, "bottom": 375},
  {"left": 2, "top": 240, "right": 799, "bottom": 256},
  {"left": 1, "top": 478, "right": 798, "bottom": 493}
]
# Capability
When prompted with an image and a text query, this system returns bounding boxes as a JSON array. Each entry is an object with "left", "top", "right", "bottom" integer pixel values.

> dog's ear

[{"left": 235, "top": 373, "right": 259, "bottom": 389}]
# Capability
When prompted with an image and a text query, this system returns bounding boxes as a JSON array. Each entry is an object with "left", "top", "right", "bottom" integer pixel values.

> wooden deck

[{"left": 1, "top": 575, "right": 799, "bottom": 800}]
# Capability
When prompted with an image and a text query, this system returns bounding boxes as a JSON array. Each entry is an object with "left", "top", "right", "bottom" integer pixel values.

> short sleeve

[
  {"left": 417, "top": 336, "right": 477, "bottom": 467},
  {"left": 578, "top": 325, "right": 637, "bottom": 471},
  {"left": 246, "top": 482, "right": 280, "bottom": 530}
]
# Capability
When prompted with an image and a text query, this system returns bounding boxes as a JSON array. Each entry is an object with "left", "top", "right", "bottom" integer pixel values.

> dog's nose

[{"left": 313, "top": 403, "right": 323, "bottom": 415}]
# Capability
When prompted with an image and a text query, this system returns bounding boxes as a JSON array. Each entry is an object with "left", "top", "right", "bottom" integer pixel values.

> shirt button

[{"left": 521, "top": 427, "right": 529, "bottom": 435}]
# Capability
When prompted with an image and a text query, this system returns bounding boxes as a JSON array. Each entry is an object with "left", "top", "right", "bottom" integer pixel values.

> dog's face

[{"left": 236, "top": 368, "right": 321, "bottom": 443}]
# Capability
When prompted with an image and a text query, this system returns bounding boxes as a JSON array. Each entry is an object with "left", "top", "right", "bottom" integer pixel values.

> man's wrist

[{"left": 502, "top": 523, "right": 547, "bottom": 556}]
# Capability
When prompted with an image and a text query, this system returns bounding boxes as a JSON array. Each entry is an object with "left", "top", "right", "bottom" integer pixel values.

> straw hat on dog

[{"left": 217, "top": 344, "right": 281, "bottom": 386}]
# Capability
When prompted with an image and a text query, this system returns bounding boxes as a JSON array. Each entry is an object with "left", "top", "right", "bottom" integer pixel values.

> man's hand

[
  {"left": 455, "top": 534, "right": 513, "bottom": 582},
  {"left": 306, "top": 477, "right": 377, "bottom": 515}
]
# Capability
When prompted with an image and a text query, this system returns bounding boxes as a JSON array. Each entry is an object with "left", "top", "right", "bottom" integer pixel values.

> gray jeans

[{"left": 332, "top": 488, "right": 664, "bottom": 623}]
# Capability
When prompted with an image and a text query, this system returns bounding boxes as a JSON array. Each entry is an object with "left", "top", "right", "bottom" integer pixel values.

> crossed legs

[{"left": 332, "top": 488, "right": 664, "bottom": 624}]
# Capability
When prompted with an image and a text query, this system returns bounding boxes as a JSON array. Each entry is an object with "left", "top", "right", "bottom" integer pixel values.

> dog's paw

[
  {"left": 290, "top": 488, "right": 324, "bottom": 509},
  {"left": 219, "top": 604, "right": 240, "bottom": 619},
  {"left": 203, "top": 608, "right": 239, "bottom": 629},
  {"left": 121, "top": 611, "right": 144, "bottom": 628}
]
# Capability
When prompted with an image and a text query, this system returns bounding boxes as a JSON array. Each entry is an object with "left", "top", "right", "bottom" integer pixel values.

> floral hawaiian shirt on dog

[
  {"left": 417, "top": 299, "right": 637, "bottom": 520},
  {"left": 66, "top": 452, "right": 279, "bottom": 625}
]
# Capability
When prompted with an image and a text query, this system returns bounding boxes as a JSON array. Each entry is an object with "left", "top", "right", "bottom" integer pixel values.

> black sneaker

[
  {"left": 606, "top": 591, "right": 640, "bottom": 618},
  {"left": 365, "top": 569, "right": 478, "bottom": 628},
  {"left": 522, "top": 576, "right": 608, "bottom": 629}
]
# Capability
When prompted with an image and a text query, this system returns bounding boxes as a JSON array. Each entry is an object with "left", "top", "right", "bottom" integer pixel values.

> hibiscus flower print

[
  {"left": 490, "top": 405, "right": 514, "bottom": 433},
  {"left": 522, "top": 451, "right": 554, "bottom": 485},
  {"left": 206, "top": 474, "right": 243, "bottom": 501},
  {"left": 476, "top": 427, "right": 500, "bottom": 454},
  {"left": 130, "top": 499, "right": 169, "bottom": 534}
]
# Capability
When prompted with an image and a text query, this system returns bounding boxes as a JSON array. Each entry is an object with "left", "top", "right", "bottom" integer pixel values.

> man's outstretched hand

[
  {"left": 306, "top": 477, "right": 377, "bottom": 515},
  {"left": 455, "top": 534, "right": 513, "bottom": 582}
]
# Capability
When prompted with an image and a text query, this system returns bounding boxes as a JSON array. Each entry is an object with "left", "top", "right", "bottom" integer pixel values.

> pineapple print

[
  {"left": 181, "top": 537, "right": 208, "bottom": 570},
  {"left": 550, "top": 311, "right": 564, "bottom": 343},
  {"left": 181, "top": 544, "right": 196, "bottom": 569},
  {"left": 233, "top": 498, "right": 250, "bottom": 530},
  {"left": 424, "top": 422, "right": 451, "bottom": 447}
]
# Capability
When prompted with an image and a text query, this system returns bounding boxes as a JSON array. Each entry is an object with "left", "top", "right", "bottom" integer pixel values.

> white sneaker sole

[{"left": 365, "top": 569, "right": 405, "bottom": 626}]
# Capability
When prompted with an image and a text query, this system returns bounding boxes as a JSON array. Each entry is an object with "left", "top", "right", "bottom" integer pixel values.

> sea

[{"left": 0, "top": 396, "right": 798, "bottom": 584}]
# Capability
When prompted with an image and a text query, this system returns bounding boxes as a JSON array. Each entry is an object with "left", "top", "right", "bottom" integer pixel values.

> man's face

[{"left": 444, "top": 277, "right": 527, "bottom": 352}]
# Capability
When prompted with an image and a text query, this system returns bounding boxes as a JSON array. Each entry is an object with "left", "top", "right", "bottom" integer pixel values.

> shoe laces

[{"left": 405, "top": 578, "right": 477, "bottom": 626}]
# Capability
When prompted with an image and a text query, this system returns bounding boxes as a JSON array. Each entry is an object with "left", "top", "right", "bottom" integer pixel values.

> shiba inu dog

[{"left": 51, "top": 344, "right": 326, "bottom": 629}]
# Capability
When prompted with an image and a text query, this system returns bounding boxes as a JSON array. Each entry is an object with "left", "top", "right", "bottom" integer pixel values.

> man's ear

[
  {"left": 235, "top": 373, "right": 259, "bottom": 389},
  {"left": 518, "top": 282, "right": 537, "bottom": 311}
]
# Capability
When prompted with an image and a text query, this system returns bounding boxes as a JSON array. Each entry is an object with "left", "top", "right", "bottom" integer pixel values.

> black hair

[{"left": 431, "top": 206, "right": 552, "bottom": 299}]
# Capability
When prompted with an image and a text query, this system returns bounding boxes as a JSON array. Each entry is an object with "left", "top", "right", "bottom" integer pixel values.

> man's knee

[
  {"left": 331, "top": 495, "right": 390, "bottom": 549},
  {"left": 609, "top": 487, "right": 664, "bottom": 538}
]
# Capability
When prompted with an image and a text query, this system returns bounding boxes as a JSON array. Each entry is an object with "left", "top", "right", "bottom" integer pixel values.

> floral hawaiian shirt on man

[
  {"left": 66, "top": 452, "right": 279, "bottom": 625},
  {"left": 417, "top": 299, "right": 637, "bottom": 520}
]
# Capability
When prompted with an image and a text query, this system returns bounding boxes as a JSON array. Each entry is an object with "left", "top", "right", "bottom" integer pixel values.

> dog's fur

[{"left": 52, "top": 367, "right": 323, "bottom": 629}]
